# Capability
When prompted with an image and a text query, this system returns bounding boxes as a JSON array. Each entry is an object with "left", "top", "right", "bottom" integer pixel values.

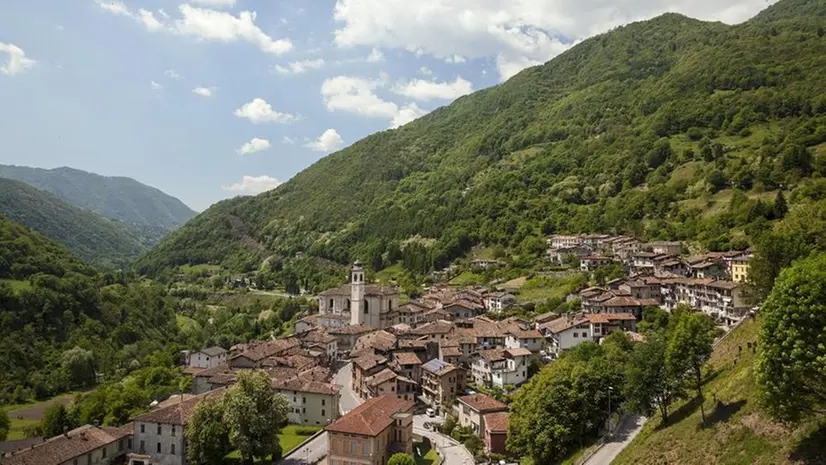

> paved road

[
  {"left": 277, "top": 431, "right": 328, "bottom": 465},
  {"left": 582, "top": 414, "right": 646, "bottom": 465},
  {"left": 334, "top": 361, "right": 362, "bottom": 414},
  {"left": 413, "top": 415, "right": 474, "bottom": 465}
]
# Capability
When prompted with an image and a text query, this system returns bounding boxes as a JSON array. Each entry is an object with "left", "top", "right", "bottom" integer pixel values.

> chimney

[{"left": 80, "top": 432, "right": 87, "bottom": 440}]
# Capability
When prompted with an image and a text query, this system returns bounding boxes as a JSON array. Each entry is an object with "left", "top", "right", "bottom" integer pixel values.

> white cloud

[
  {"left": 366, "top": 48, "right": 383, "bottom": 62},
  {"left": 444, "top": 54, "right": 466, "bottom": 63},
  {"left": 193, "top": 86, "right": 217, "bottom": 97},
  {"left": 236, "top": 137, "right": 271, "bottom": 155},
  {"left": 98, "top": 0, "right": 130, "bottom": 16},
  {"left": 282, "top": 136, "right": 296, "bottom": 144},
  {"left": 272, "top": 58, "right": 325, "bottom": 75},
  {"left": 419, "top": 66, "right": 433, "bottom": 76},
  {"left": 496, "top": 54, "right": 543, "bottom": 81},
  {"left": 97, "top": 1, "right": 292, "bottom": 55},
  {"left": 305, "top": 129, "right": 345, "bottom": 153},
  {"left": 138, "top": 8, "right": 163, "bottom": 30},
  {"left": 164, "top": 69, "right": 183, "bottom": 79},
  {"left": 392, "top": 76, "right": 473, "bottom": 101},
  {"left": 0, "top": 43, "right": 36, "bottom": 76},
  {"left": 174, "top": 4, "right": 292, "bottom": 54},
  {"left": 234, "top": 98, "right": 297, "bottom": 124},
  {"left": 190, "top": 0, "right": 237, "bottom": 8},
  {"left": 150, "top": 80, "right": 163, "bottom": 91},
  {"left": 222, "top": 175, "right": 282, "bottom": 195},
  {"left": 391, "top": 103, "right": 427, "bottom": 128},
  {"left": 321, "top": 75, "right": 429, "bottom": 128},
  {"left": 331, "top": 0, "right": 774, "bottom": 80}
]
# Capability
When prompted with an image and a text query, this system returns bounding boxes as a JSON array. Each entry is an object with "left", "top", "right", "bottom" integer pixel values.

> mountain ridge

[
  {"left": 0, "top": 178, "right": 146, "bottom": 268},
  {"left": 136, "top": 0, "right": 826, "bottom": 275},
  {"left": 0, "top": 164, "right": 196, "bottom": 230}
]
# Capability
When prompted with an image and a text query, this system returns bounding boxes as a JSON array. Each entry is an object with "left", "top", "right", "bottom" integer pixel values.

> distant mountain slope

[
  {"left": 137, "top": 0, "right": 826, "bottom": 275},
  {"left": 0, "top": 213, "right": 95, "bottom": 279},
  {"left": 0, "top": 165, "right": 196, "bottom": 229},
  {"left": 0, "top": 178, "right": 145, "bottom": 268}
]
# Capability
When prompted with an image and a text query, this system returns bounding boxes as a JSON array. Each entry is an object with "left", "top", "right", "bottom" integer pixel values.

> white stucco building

[{"left": 317, "top": 262, "right": 399, "bottom": 329}]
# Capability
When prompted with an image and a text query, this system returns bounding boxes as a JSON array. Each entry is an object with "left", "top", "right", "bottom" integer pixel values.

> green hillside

[
  {"left": 137, "top": 0, "right": 826, "bottom": 275},
  {"left": 0, "top": 165, "right": 196, "bottom": 230},
  {"left": 0, "top": 177, "right": 145, "bottom": 268},
  {"left": 613, "top": 318, "right": 825, "bottom": 465}
]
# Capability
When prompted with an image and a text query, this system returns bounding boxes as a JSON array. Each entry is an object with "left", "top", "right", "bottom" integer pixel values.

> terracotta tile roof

[
  {"left": 504, "top": 347, "right": 532, "bottom": 357},
  {"left": 301, "top": 330, "right": 338, "bottom": 345},
  {"left": 329, "top": 323, "right": 377, "bottom": 336},
  {"left": 298, "top": 366, "right": 332, "bottom": 382},
  {"left": 393, "top": 351, "right": 422, "bottom": 366},
  {"left": 272, "top": 377, "right": 341, "bottom": 395},
  {"left": 353, "top": 330, "right": 398, "bottom": 353},
  {"left": 325, "top": 395, "right": 414, "bottom": 436},
  {"left": 484, "top": 412, "right": 509, "bottom": 433},
  {"left": 707, "top": 280, "right": 740, "bottom": 290},
  {"left": 410, "top": 320, "right": 454, "bottom": 336},
  {"left": 586, "top": 313, "right": 637, "bottom": 324},
  {"left": 508, "top": 328, "right": 542, "bottom": 339},
  {"left": 458, "top": 394, "right": 508, "bottom": 413},
  {"left": 352, "top": 353, "right": 388, "bottom": 371},
  {"left": 4, "top": 425, "right": 130, "bottom": 465},
  {"left": 540, "top": 316, "right": 588, "bottom": 334},
  {"left": 261, "top": 354, "right": 316, "bottom": 370},
  {"left": 603, "top": 296, "right": 647, "bottom": 308},
  {"left": 134, "top": 390, "right": 226, "bottom": 425},
  {"left": 534, "top": 311, "right": 561, "bottom": 324},
  {"left": 366, "top": 368, "right": 398, "bottom": 387}
]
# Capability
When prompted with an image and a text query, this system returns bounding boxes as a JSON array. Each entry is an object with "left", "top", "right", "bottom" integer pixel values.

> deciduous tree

[
  {"left": 623, "top": 331, "right": 684, "bottom": 424},
  {"left": 186, "top": 397, "right": 231, "bottom": 465},
  {"left": 0, "top": 410, "right": 10, "bottom": 441},
  {"left": 756, "top": 253, "right": 826, "bottom": 422},
  {"left": 388, "top": 453, "right": 417, "bottom": 465},
  {"left": 666, "top": 312, "right": 715, "bottom": 424},
  {"left": 223, "top": 370, "right": 289, "bottom": 464}
]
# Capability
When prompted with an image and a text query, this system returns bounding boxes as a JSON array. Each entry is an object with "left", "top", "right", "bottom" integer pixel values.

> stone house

[{"left": 325, "top": 396, "right": 415, "bottom": 465}]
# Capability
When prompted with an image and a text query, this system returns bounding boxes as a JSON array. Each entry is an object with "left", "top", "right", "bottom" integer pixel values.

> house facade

[
  {"left": 457, "top": 394, "right": 508, "bottom": 436},
  {"left": 421, "top": 359, "right": 465, "bottom": 412},
  {"left": 325, "top": 396, "right": 415, "bottom": 465},
  {"left": 188, "top": 347, "right": 228, "bottom": 369},
  {"left": 3, "top": 425, "right": 132, "bottom": 465},
  {"left": 471, "top": 348, "right": 531, "bottom": 389}
]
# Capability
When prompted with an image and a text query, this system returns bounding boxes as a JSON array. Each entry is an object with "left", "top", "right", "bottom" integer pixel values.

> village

[{"left": 2, "top": 233, "right": 755, "bottom": 465}]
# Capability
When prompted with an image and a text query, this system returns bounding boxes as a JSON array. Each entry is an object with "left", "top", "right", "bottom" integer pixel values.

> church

[{"left": 317, "top": 261, "right": 400, "bottom": 328}]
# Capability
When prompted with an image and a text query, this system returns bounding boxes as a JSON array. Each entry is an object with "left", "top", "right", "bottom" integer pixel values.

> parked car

[{"left": 426, "top": 408, "right": 435, "bottom": 418}]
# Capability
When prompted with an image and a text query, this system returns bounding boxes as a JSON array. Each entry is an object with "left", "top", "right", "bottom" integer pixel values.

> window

[
  {"left": 171, "top": 444, "right": 176, "bottom": 455},
  {"left": 140, "top": 424, "right": 145, "bottom": 433},
  {"left": 157, "top": 425, "right": 162, "bottom": 435},
  {"left": 140, "top": 440, "right": 145, "bottom": 453},
  {"left": 573, "top": 332, "right": 578, "bottom": 338},
  {"left": 87, "top": 455, "right": 91, "bottom": 465},
  {"left": 302, "top": 407, "right": 306, "bottom": 414},
  {"left": 74, "top": 460, "right": 78, "bottom": 465},
  {"left": 303, "top": 397, "right": 306, "bottom": 404},
  {"left": 172, "top": 425, "right": 176, "bottom": 437},
  {"left": 362, "top": 444, "right": 369, "bottom": 456},
  {"left": 322, "top": 409, "right": 326, "bottom": 416},
  {"left": 322, "top": 399, "right": 325, "bottom": 406},
  {"left": 102, "top": 446, "right": 107, "bottom": 458},
  {"left": 351, "top": 443, "right": 357, "bottom": 454},
  {"left": 157, "top": 442, "right": 161, "bottom": 453}
]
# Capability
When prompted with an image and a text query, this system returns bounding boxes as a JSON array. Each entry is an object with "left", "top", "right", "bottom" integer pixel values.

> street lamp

[{"left": 607, "top": 386, "right": 614, "bottom": 437}]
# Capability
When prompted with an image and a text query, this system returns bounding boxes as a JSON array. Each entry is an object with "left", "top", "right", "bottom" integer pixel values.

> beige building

[
  {"left": 273, "top": 378, "right": 341, "bottom": 426},
  {"left": 317, "top": 262, "right": 400, "bottom": 328},
  {"left": 3, "top": 424, "right": 132, "bottom": 465},
  {"left": 421, "top": 359, "right": 465, "bottom": 411},
  {"left": 730, "top": 254, "right": 751, "bottom": 283},
  {"left": 457, "top": 394, "right": 508, "bottom": 437},
  {"left": 326, "top": 395, "right": 415, "bottom": 465}
]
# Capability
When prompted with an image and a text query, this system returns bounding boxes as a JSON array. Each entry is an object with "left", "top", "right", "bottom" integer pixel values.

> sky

[{"left": 0, "top": 0, "right": 777, "bottom": 211}]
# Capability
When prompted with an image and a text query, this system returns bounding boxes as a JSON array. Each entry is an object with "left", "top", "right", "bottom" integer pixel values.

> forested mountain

[
  {"left": 137, "top": 0, "right": 826, "bottom": 276},
  {"left": 0, "top": 165, "right": 196, "bottom": 233},
  {"left": 0, "top": 178, "right": 145, "bottom": 268},
  {"left": 0, "top": 214, "right": 179, "bottom": 403}
]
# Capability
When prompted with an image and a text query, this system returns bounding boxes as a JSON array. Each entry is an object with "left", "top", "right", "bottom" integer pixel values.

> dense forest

[
  {"left": 137, "top": 0, "right": 826, "bottom": 279},
  {"left": 0, "top": 178, "right": 147, "bottom": 268},
  {"left": 0, "top": 214, "right": 311, "bottom": 409}
]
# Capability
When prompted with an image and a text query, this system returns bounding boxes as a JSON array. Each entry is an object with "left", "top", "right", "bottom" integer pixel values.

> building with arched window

[{"left": 317, "top": 262, "right": 399, "bottom": 328}]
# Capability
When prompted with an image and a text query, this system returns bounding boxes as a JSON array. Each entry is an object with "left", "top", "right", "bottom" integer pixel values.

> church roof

[{"left": 318, "top": 284, "right": 399, "bottom": 297}]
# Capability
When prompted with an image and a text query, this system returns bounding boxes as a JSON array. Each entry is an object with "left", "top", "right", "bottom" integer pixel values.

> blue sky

[{"left": 0, "top": 0, "right": 775, "bottom": 211}]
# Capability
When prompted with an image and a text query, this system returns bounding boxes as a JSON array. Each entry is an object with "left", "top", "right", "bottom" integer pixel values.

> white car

[{"left": 426, "top": 408, "right": 435, "bottom": 418}]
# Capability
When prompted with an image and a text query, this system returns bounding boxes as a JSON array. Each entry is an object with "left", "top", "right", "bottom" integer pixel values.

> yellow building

[
  {"left": 730, "top": 254, "right": 752, "bottom": 283},
  {"left": 325, "top": 395, "right": 414, "bottom": 465}
]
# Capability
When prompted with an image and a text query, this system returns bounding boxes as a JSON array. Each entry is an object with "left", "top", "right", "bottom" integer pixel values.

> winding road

[{"left": 582, "top": 414, "right": 647, "bottom": 465}]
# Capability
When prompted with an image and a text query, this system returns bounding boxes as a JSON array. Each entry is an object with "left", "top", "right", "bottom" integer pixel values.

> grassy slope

[
  {"left": 1, "top": 392, "right": 84, "bottom": 440},
  {"left": 613, "top": 319, "right": 825, "bottom": 465}
]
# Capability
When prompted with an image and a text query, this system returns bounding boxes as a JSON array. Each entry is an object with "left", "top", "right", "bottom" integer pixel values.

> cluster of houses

[
  {"left": 3, "top": 240, "right": 755, "bottom": 465},
  {"left": 548, "top": 234, "right": 754, "bottom": 323}
]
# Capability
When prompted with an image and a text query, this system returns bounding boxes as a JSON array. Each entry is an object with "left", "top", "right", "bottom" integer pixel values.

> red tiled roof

[
  {"left": 458, "top": 394, "right": 508, "bottom": 413},
  {"left": 586, "top": 313, "right": 637, "bottom": 324},
  {"left": 134, "top": 390, "right": 225, "bottom": 425},
  {"left": 325, "top": 395, "right": 414, "bottom": 436},
  {"left": 484, "top": 412, "right": 509, "bottom": 433},
  {"left": 4, "top": 425, "right": 131, "bottom": 465},
  {"left": 393, "top": 351, "right": 422, "bottom": 366}
]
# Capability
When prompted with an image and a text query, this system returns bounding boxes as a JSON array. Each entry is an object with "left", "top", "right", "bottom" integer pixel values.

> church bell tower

[{"left": 350, "top": 261, "right": 365, "bottom": 325}]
